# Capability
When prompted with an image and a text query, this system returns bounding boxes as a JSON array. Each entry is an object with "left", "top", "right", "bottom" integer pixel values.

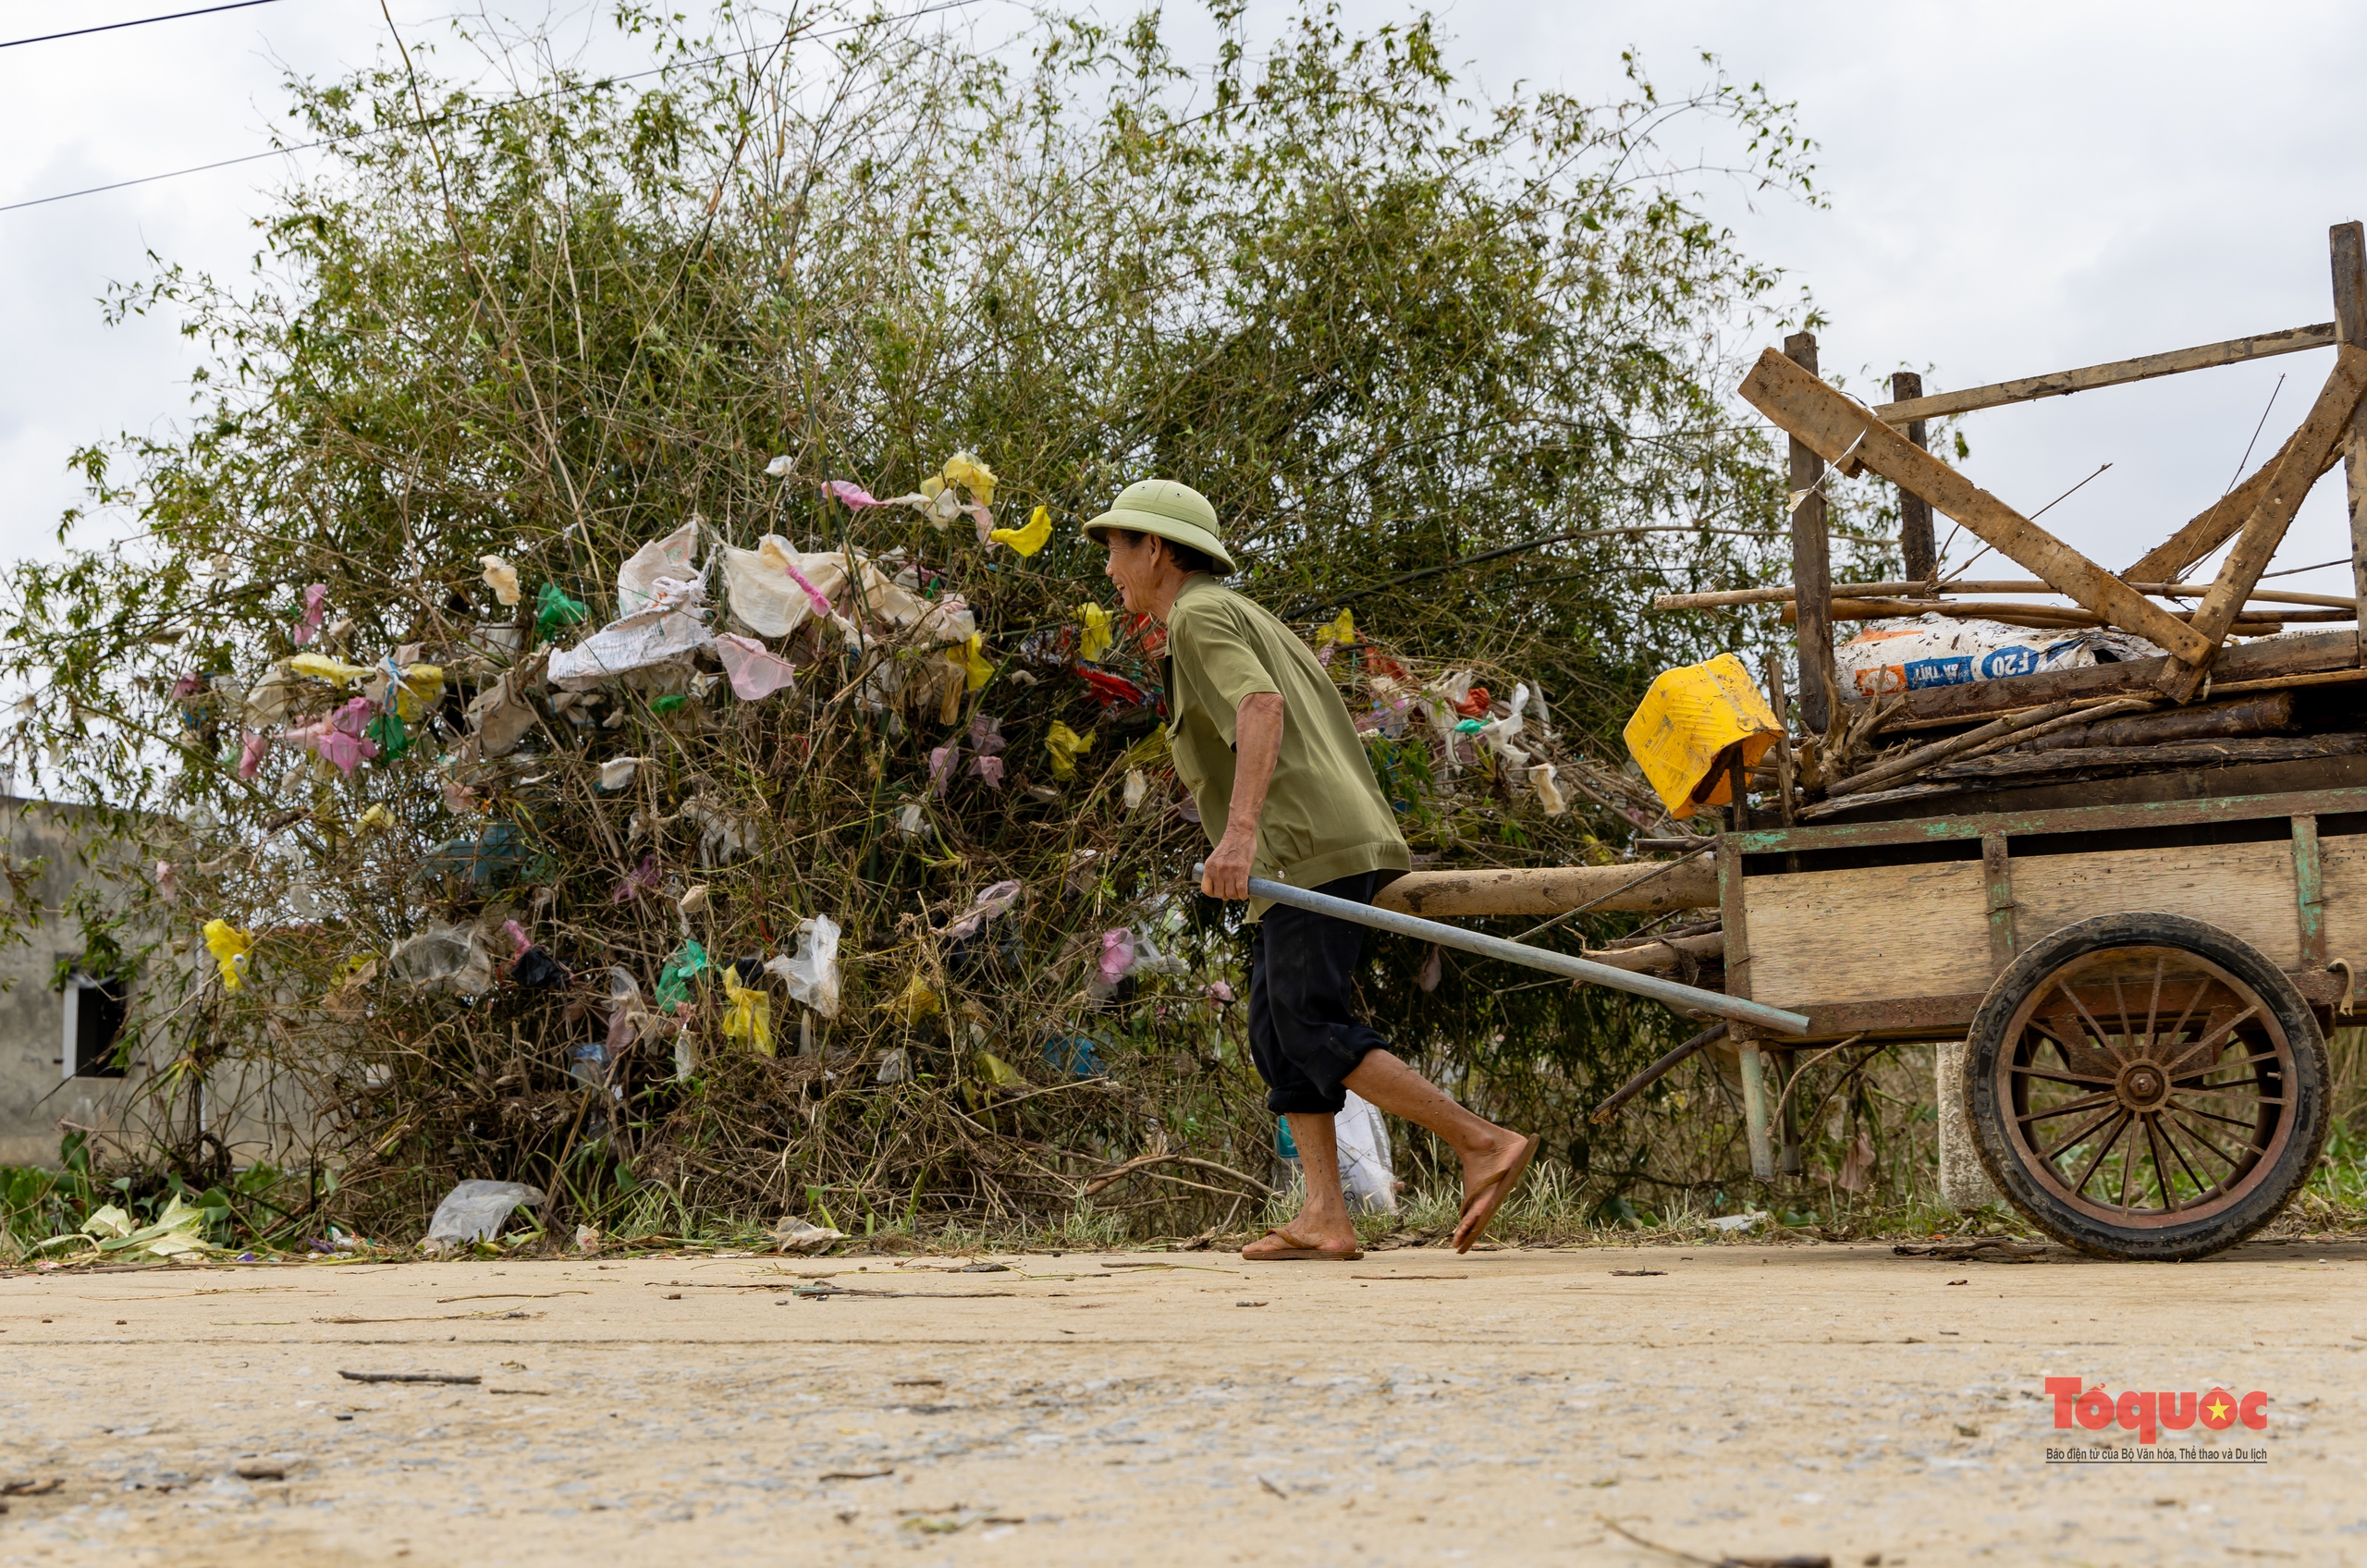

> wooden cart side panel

[
  {"left": 1746, "top": 839, "right": 2307, "bottom": 1011},
  {"left": 2012, "top": 841, "right": 2300, "bottom": 970},
  {"left": 1748, "top": 860, "right": 1991, "bottom": 1006}
]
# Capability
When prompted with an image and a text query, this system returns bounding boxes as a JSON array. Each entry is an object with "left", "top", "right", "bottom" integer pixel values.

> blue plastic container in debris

[
  {"left": 1040, "top": 1035, "right": 1108, "bottom": 1079},
  {"left": 416, "top": 821, "right": 525, "bottom": 887}
]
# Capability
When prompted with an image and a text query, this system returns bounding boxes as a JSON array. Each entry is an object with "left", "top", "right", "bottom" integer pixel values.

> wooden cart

[
  {"left": 1372, "top": 223, "right": 2367, "bottom": 1261},
  {"left": 1638, "top": 221, "right": 2367, "bottom": 1261},
  {"left": 1721, "top": 771, "right": 2345, "bottom": 1262}
]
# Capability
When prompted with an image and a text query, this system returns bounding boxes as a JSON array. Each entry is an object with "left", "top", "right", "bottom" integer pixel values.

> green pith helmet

[{"left": 1081, "top": 478, "right": 1236, "bottom": 574}]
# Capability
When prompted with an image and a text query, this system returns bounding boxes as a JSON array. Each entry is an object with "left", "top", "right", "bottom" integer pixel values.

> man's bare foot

[
  {"left": 1452, "top": 1131, "right": 1540, "bottom": 1253},
  {"left": 1242, "top": 1219, "right": 1362, "bottom": 1261},
  {"left": 1454, "top": 1127, "right": 1531, "bottom": 1204}
]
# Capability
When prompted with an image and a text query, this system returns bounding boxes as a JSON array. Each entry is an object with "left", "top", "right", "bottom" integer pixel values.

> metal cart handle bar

[{"left": 1190, "top": 864, "right": 1810, "bottom": 1037}]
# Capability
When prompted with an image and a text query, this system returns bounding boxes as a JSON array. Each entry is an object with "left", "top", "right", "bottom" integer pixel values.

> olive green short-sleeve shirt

[{"left": 1163, "top": 576, "right": 1408, "bottom": 916}]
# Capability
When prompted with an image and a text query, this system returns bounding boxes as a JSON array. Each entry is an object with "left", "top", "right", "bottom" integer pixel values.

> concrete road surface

[{"left": 3, "top": 1237, "right": 2361, "bottom": 1565}]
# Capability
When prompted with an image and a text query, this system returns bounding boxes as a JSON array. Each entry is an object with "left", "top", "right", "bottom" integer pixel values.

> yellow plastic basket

[{"left": 1622, "top": 653, "right": 1783, "bottom": 819}]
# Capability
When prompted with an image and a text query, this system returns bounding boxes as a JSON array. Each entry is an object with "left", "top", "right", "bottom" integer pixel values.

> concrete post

[
  {"left": 1738, "top": 1042, "right": 1775, "bottom": 1181},
  {"left": 1935, "top": 1040, "right": 1998, "bottom": 1211}
]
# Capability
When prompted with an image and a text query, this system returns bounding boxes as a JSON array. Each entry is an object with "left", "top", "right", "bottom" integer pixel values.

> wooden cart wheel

[{"left": 1962, "top": 912, "right": 2329, "bottom": 1262}]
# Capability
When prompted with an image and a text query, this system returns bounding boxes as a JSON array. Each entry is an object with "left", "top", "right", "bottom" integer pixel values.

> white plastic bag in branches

[{"left": 766, "top": 914, "right": 842, "bottom": 1019}]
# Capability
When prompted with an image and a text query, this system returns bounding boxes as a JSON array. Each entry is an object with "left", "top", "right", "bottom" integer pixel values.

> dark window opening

[{"left": 68, "top": 976, "right": 129, "bottom": 1078}]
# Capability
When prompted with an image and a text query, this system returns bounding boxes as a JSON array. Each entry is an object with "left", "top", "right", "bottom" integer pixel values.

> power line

[
  {"left": 4, "top": 146, "right": 313, "bottom": 212},
  {"left": 2, "top": 0, "right": 283, "bottom": 51},
  {"left": 0, "top": 0, "right": 986, "bottom": 215}
]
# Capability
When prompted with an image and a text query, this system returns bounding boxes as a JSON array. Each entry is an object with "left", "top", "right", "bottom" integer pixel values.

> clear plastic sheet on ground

[
  {"left": 423, "top": 1180, "right": 547, "bottom": 1252},
  {"left": 769, "top": 1216, "right": 847, "bottom": 1254}
]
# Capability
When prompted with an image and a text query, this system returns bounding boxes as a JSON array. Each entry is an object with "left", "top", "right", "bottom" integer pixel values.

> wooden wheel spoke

[
  {"left": 2140, "top": 953, "right": 2167, "bottom": 1057},
  {"left": 2038, "top": 1102, "right": 2127, "bottom": 1164},
  {"left": 2160, "top": 1117, "right": 2217, "bottom": 1204},
  {"left": 2061, "top": 982, "right": 2126, "bottom": 1065},
  {"left": 2173, "top": 1083, "right": 2291, "bottom": 1105},
  {"left": 2166, "top": 1111, "right": 2255, "bottom": 1172},
  {"left": 2029, "top": 1018, "right": 2084, "bottom": 1068},
  {"left": 2173, "top": 1099, "right": 2273, "bottom": 1133},
  {"left": 2015, "top": 1088, "right": 2120, "bottom": 1125},
  {"left": 2009, "top": 1062, "right": 2116, "bottom": 1087},
  {"left": 2174, "top": 1047, "right": 2282, "bottom": 1083},
  {"left": 2140, "top": 1116, "right": 2179, "bottom": 1212},
  {"left": 2167, "top": 1089, "right": 2281, "bottom": 1113},
  {"left": 2038, "top": 983, "right": 2108, "bottom": 1061},
  {"left": 2162, "top": 1006, "right": 2262, "bottom": 1077},
  {"left": 2155, "top": 978, "right": 2208, "bottom": 1069},
  {"left": 2068, "top": 1111, "right": 2132, "bottom": 1198},
  {"left": 2116, "top": 1113, "right": 2141, "bottom": 1211}
]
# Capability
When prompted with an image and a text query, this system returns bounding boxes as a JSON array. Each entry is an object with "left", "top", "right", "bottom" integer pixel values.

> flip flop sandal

[
  {"left": 1241, "top": 1224, "right": 1364, "bottom": 1262},
  {"left": 1453, "top": 1133, "right": 1541, "bottom": 1255}
]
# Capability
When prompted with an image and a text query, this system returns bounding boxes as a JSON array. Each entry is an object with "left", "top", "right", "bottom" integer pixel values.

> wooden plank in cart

[
  {"left": 2155, "top": 343, "right": 2367, "bottom": 699},
  {"left": 2333, "top": 220, "right": 2367, "bottom": 666},
  {"left": 1747, "top": 859, "right": 1989, "bottom": 1006},
  {"left": 1871, "top": 323, "right": 2338, "bottom": 424},
  {"left": 1786, "top": 332, "right": 1835, "bottom": 734},
  {"left": 2014, "top": 842, "right": 2300, "bottom": 969},
  {"left": 1878, "top": 629, "right": 2361, "bottom": 729},
  {"left": 1731, "top": 782, "right": 2367, "bottom": 857},
  {"left": 1738, "top": 348, "right": 2215, "bottom": 664}
]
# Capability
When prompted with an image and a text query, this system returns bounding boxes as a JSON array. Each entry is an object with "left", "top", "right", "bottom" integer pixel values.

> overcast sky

[{"left": 6, "top": 1, "right": 2367, "bottom": 602}]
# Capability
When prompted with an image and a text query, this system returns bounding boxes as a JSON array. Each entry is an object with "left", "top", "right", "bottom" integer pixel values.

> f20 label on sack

[
  {"left": 2046, "top": 1378, "right": 2267, "bottom": 1445},
  {"left": 1977, "top": 645, "right": 2054, "bottom": 680},
  {"left": 1894, "top": 646, "right": 2053, "bottom": 690}
]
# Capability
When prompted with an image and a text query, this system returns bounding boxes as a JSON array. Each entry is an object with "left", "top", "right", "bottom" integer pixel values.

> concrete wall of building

[
  {"left": 0, "top": 796, "right": 152, "bottom": 1168},
  {"left": 2, "top": 794, "right": 347, "bottom": 1175}
]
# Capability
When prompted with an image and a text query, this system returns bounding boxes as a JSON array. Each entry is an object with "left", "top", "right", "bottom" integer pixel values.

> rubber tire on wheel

[{"left": 1962, "top": 912, "right": 2329, "bottom": 1262}]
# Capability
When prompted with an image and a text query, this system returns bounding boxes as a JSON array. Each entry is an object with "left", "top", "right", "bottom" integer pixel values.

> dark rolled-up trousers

[{"left": 1246, "top": 871, "right": 1391, "bottom": 1115}]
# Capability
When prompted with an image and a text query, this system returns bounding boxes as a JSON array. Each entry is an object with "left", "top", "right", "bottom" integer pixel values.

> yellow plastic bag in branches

[
  {"left": 888, "top": 973, "right": 940, "bottom": 1023},
  {"left": 202, "top": 918, "right": 254, "bottom": 992},
  {"left": 941, "top": 450, "right": 998, "bottom": 507},
  {"left": 1076, "top": 603, "right": 1112, "bottom": 663},
  {"left": 289, "top": 653, "right": 371, "bottom": 686},
  {"left": 989, "top": 505, "right": 1051, "bottom": 557},
  {"left": 958, "top": 633, "right": 994, "bottom": 692},
  {"left": 722, "top": 971, "right": 774, "bottom": 1057},
  {"left": 1045, "top": 721, "right": 1096, "bottom": 779}
]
